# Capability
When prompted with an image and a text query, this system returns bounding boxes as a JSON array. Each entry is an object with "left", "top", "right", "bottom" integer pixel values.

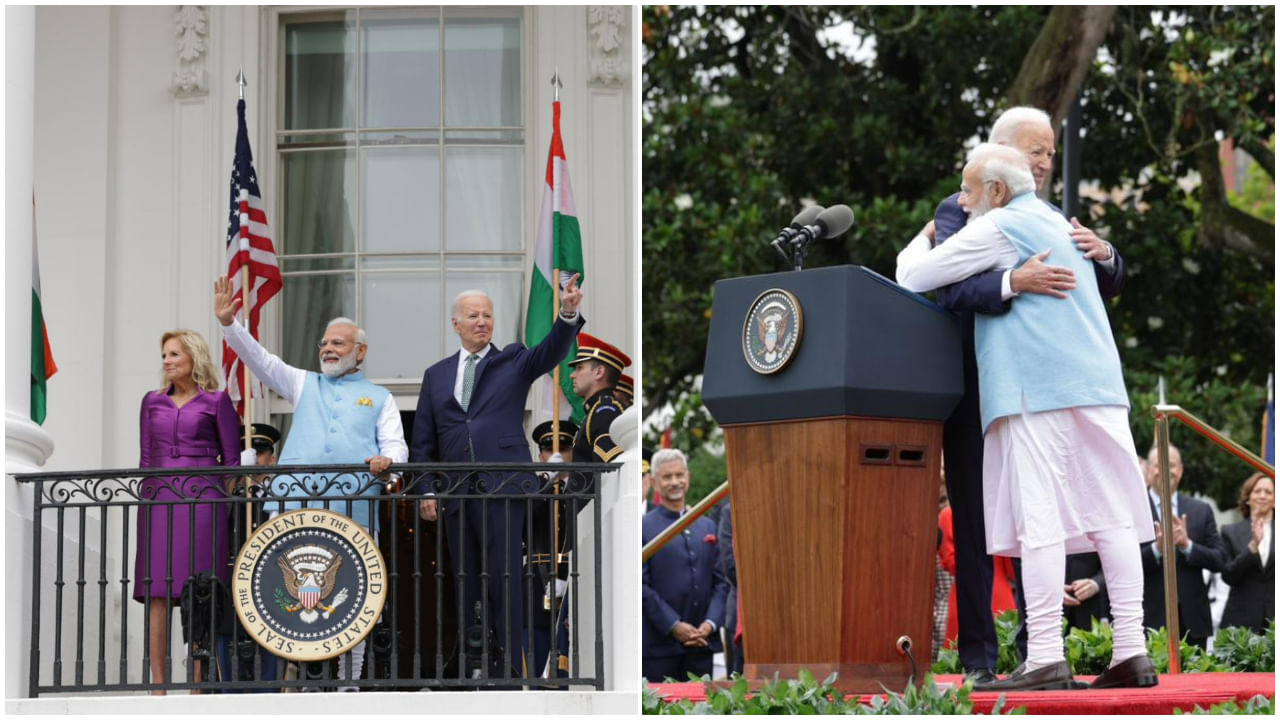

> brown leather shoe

[
  {"left": 1089, "top": 655, "right": 1159, "bottom": 689},
  {"left": 980, "top": 661, "right": 1076, "bottom": 691}
]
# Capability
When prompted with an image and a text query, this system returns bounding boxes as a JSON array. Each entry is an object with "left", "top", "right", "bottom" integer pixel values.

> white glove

[{"left": 240, "top": 448, "right": 257, "bottom": 466}]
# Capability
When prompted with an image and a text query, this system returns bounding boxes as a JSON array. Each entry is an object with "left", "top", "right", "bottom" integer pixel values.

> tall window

[{"left": 276, "top": 7, "right": 525, "bottom": 383}]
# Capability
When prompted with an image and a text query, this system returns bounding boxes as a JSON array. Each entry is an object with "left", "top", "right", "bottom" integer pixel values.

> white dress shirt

[
  {"left": 221, "top": 321, "right": 407, "bottom": 463},
  {"left": 895, "top": 213, "right": 1117, "bottom": 299}
]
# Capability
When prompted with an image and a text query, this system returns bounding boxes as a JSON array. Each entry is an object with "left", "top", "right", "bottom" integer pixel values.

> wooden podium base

[{"left": 726, "top": 415, "right": 942, "bottom": 692}]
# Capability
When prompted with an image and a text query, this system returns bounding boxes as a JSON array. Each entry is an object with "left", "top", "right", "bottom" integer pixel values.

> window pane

[
  {"left": 362, "top": 10, "right": 441, "bottom": 129},
  {"left": 445, "top": 146, "right": 522, "bottom": 251},
  {"left": 282, "top": 274, "right": 356, "bottom": 373},
  {"left": 444, "top": 17, "right": 521, "bottom": 127},
  {"left": 361, "top": 272, "right": 443, "bottom": 379},
  {"left": 361, "top": 146, "right": 441, "bottom": 253},
  {"left": 445, "top": 271, "right": 523, "bottom": 349},
  {"left": 280, "top": 256, "right": 355, "bottom": 272},
  {"left": 444, "top": 255, "right": 525, "bottom": 271},
  {"left": 284, "top": 18, "right": 356, "bottom": 130},
  {"left": 280, "top": 150, "right": 357, "bottom": 255}
]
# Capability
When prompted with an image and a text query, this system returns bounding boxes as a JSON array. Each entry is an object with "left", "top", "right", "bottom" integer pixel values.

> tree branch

[
  {"left": 1194, "top": 139, "right": 1275, "bottom": 262},
  {"left": 1008, "top": 5, "right": 1117, "bottom": 126}
]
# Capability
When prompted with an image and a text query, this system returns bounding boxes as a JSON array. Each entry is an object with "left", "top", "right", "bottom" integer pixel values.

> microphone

[
  {"left": 792, "top": 204, "right": 855, "bottom": 246},
  {"left": 772, "top": 205, "right": 824, "bottom": 245},
  {"left": 772, "top": 205, "right": 824, "bottom": 262}
]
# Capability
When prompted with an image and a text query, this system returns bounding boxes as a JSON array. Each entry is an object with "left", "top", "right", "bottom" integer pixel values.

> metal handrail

[
  {"left": 641, "top": 481, "right": 730, "bottom": 562},
  {"left": 1150, "top": 403, "right": 1275, "bottom": 675}
]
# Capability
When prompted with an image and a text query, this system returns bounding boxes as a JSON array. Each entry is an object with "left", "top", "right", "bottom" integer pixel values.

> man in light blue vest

[
  {"left": 214, "top": 276, "right": 407, "bottom": 686},
  {"left": 896, "top": 144, "right": 1156, "bottom": 692}
]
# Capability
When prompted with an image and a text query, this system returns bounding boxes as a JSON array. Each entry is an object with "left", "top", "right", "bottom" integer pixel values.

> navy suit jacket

[
  {"left": 642, "top": 506, "right": 728, "bottom": 658},
  {"left": 1219, "top": 517, "right": 1275, "bottom": 633},
  {"left": 932, "top": 193, "right": 1126, "bottom": 315},
  {"left": 1139, "top": 492, "right": 1228, "bottom": 639},
  {"left": 410, "top": 315, "right": 583, "bottom": 493}
]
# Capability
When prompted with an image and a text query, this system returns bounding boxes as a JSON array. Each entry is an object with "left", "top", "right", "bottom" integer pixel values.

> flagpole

[
  {"left": 236, "top": 67, "right": 254, "bottom": 535},
  {"left": 548, "top": 68, "right": 564, "bottom": 680}
]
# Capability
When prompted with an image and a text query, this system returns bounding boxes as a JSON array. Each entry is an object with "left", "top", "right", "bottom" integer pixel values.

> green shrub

[
  {"left": 932, "top": 645, "right": 963, "bottom": 675},
  {"left": 1065, "top": 617, "right": 1114, "bottom": 675},
  {"left": 642, "top": 672, "right": 1025, "bottom": 715},
  {"left": 1146, "top": 626, "right": 1227, "bottom": 673},
  {"left": 1210, "top": 621, "right": 1275, "bottom": 672},
  {"left": 930, "top": 614, "right": 1274, "bottom": 676},
  {"left": 1174, "top": 695, "right": 1276, "bottom": 715}
]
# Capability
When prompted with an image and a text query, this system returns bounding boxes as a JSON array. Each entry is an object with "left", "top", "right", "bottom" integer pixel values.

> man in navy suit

[
  {"left": 919, "top": 106, "right": 1126, "bottom": 684},
  {"left": 1140, "top": 444, "right": 1227, "bottom": 649},
  {"left": 642, "top": 449, "right": 728, "bottom": 682},
  {"left": 412, "top": 275, "right": 584, "bottom": 678}
]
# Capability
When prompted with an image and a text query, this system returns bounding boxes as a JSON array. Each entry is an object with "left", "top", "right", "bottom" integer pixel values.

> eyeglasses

[{"left": 317, "top": 339, "right": 363, "bottom": 350}]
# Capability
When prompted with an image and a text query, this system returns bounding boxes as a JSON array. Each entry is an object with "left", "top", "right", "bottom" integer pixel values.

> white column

[
  {"left": 5, "top": 8, "right": 54, "bottom": 473},
  {"left": 6, "top": 6, "right": 52, "bottom": 700}
]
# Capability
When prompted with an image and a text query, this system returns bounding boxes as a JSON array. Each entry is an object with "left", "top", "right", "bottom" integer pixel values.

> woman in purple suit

[{"left": 135, "top": 329, "right": 239, "bottom": 692}]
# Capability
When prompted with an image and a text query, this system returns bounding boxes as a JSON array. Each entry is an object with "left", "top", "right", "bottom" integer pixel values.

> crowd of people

[{"left": 134, "top": 275, "right": 635, "bottom": 692}]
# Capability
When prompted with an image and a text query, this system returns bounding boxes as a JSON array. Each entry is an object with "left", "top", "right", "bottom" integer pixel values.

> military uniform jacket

[{"left": 572, "top": 388, "right": 622, "bottom": 464}]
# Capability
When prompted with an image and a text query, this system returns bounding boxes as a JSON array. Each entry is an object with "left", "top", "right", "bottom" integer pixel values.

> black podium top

[{"left": 702, "top": 265, "right": 964, "bottom": 425}]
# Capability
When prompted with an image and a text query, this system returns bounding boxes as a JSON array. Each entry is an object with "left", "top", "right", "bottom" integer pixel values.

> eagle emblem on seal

[
  {"left": 755, "top": 302, "right": 790, "bottom": 364},
  {"left": 274, "top": 544, "right": 349, "bottom": 624}
]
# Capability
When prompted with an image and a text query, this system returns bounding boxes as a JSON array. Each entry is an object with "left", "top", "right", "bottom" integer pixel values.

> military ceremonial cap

[
  {"left": 641, "top": 447, "right": 654, "bottom": 475},
  {"left": 567, "top": 333, "right": 631, "bottom": 374},
  {"left": 532, "top": 419, "right": 579, "bottom": 449},
  {"left": 616, "top": 373, "right": 635, "bottom": 403},
  {"left": 240, "top": 422, "right": 282, "bottom": 455}
]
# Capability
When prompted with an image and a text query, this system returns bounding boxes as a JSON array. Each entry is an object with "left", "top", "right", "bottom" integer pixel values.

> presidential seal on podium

[{"left": 742, "top": 288, "right": 803, "bottom": 374}]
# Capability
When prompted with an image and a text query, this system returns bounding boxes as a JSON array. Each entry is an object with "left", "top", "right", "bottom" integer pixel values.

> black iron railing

[{"left": 14, "top": 461, "right": 616, "bottom": 696}]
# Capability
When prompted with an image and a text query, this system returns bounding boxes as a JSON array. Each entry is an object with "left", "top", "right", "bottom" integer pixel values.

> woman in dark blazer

[{"left": 1219, "top": 472, "right": 1274, "bottom": 634}]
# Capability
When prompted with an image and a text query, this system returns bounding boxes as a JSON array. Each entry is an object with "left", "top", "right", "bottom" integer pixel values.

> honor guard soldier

[
  {"left": 229, "top": 422, "right": 283, "bottom": 686},
  {"left": 616, "top": 373, "right": 635, "bottom": 409},
  {"left": 525, "top": 419, "right": 578, "bottom": 680},
  {"left": 566, "top": 333, "right": 631, "bottom": 465}
]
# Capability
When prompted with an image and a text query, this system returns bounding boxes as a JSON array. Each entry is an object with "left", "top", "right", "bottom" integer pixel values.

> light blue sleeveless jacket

[
  {"left": 974, "top": 193, "right": 1129, "bottom": 432},
  {"left": 274, "top": 371, "right": 389, "bottom": 531}
]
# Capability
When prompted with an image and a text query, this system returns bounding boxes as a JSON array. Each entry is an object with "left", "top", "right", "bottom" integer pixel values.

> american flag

[{"left": 223, "top": 98, "right": 282, "bottom": 414}]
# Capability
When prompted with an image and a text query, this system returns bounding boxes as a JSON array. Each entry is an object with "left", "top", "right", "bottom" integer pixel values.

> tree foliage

[{"left": 642, "top": 6, "right": 1274, "bottom": 510}]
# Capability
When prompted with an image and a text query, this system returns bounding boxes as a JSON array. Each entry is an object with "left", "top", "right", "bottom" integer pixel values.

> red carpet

[{"left": 651, "top": 672, "right": 1275, "bottom": 714}]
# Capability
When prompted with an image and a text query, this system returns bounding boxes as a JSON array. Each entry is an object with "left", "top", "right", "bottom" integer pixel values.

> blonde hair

[{"left": 159, "top": 329, "right": 221, "bottom": 392}]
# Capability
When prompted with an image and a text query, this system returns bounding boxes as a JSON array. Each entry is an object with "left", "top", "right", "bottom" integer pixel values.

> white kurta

[
  {"left": 895, "top": 210, "right": 1145, "bottom": 558},
  {"left": 983, "top": 402, "right": 1155, "bottom": 556}
]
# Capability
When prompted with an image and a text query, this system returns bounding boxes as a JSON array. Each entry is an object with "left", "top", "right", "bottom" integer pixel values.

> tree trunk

[
  {"left": 1194, "top": 139, "right": 1275, "bottom": 262},
  {"left": 1008, "top": 6, "right": 1117, "bottom": 128}
]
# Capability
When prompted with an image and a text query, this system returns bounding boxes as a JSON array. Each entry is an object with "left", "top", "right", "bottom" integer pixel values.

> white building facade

[{"left": 6, "top": 5, "right": 638, "bottom": 712}]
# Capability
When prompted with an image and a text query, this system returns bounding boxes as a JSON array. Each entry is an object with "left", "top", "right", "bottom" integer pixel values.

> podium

[{"left": 702, "top": 265, "right": 963, "bottom": 692}]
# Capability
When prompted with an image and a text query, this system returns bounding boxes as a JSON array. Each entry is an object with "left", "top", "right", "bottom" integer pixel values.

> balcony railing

[{"left": 14, "top": 461, "right": 617, "bottom": 696}]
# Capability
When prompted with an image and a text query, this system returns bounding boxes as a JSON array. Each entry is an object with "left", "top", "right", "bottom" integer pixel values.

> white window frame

[{"left": 258, "top": 5, "right": 536, "bottom": 417}]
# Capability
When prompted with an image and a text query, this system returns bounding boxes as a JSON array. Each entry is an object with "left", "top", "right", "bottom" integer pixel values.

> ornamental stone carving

[
  {"left": 587, "top": 6, "right": 626, "bottom": 87},
  {"left": 170, "top": 5, "right": 209, "bottom": 98}
]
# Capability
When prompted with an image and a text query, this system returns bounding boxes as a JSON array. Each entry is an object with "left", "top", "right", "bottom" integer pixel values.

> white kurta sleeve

[
  {"left": 376, "top": 395, "right": 408, "bottom": 463},
  {"left": 220, "top": 321, "right": 307, "bottom": 406},
  {"left": 895, "top": 216, "right": 1013, "bottom": 293}
]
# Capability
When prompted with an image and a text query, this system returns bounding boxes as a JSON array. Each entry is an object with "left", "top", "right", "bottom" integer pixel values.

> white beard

[
  {"left": 321, "top": 353, "right": 358, "bottom": 378},
  {"left": 967, "top": 195, "right": 993, "bottom": 219}
]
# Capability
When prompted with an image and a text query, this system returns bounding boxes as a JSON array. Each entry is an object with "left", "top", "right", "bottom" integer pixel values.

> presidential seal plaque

[
  {"left": 742, "top": 288, "right": 803, "bottom": 374},
  {"left": 232, "top": 509, "right": 386, "bottom": 662}
]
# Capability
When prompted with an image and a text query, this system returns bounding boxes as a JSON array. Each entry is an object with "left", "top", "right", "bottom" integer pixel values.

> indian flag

[
  {"left": 526, "top": 100, "right": 586, "bottom": 423},
  {"left": 31, "top": 197, "right": 57, "bottom": 425}
]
